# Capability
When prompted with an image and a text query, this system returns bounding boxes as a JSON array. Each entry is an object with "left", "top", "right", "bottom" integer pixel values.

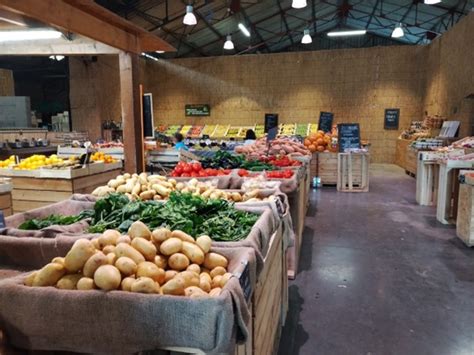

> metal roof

[{"left": 96, "top": 0, "right": 473, "bottom": 58}]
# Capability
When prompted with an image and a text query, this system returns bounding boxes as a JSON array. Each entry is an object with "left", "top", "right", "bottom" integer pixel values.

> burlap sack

[
  {"left": 0, "top": 247, "right": 257, "bottom": 355},
  {"left": 173, "top": 175, "right": 231, "bottom": 189}
]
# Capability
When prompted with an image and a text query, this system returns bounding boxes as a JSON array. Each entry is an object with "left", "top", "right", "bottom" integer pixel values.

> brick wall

[{"left": 69, "top": 56, "right": 121, "bottom": 142}]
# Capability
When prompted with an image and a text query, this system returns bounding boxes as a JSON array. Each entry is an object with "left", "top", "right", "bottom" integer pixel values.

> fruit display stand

[
  {"left": 405, "top": 146, "right": 419, "bottom": 177},
  {"left": 314, "top": 152, "right": 338, "bottom": 185},
  {"left": 395, "top": 138, "right": 414, "bottom": 171},
  {"left": 0, "top": 163, "right": 122, "bottom": 213},
  {"left": 436, "top": 159, "right": 474, "bottom": 225},
  {"left": 456, "top": 170, "right": 474, "bottom": 247}
]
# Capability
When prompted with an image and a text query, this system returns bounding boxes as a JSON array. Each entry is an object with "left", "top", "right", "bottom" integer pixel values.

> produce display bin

[
  {"left": 405, "top": 146, "right": 419, "bottom": 177},
  {"left": 1, "top": 168, "right": 121, "bottom": 213},
  {"left": 0, "top": 178, "right": 12, "bottom": 217},
  {"left": 395, "top": 138, "right": 413, "bottom": 171},
  {"left": 456, "top": 170, "right": 474, "bottom": 246},
  {"left": 337, "top": 152, "right": 369, "bottom": 193}
]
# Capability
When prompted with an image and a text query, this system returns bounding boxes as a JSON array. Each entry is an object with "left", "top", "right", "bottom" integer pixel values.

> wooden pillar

[{"left": 119, "top": 51, "right": 144, "bottom": 173}]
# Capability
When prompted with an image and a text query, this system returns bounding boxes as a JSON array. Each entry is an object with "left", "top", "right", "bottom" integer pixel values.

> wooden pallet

[
  {"left": 415, "top": 152, "right": 440, "bottom": 206},
  {"left": 337, "top": 153, "right": 369, "bottom": 192},
  {"left": 456, "top": 181, "right": 474, "bottom": 247}
]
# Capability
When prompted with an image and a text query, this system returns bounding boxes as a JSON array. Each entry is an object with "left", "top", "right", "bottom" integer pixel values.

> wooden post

[{"left": 119, "top": 51, "right": 144, "bottom": 173}]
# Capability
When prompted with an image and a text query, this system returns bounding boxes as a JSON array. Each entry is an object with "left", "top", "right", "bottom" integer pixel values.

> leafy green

[
  {"left": 201, "top": 151, "right": 246, "bottom": 169},
  {"left": 18, "top": 209, "right": 94, "bottom": 230}
]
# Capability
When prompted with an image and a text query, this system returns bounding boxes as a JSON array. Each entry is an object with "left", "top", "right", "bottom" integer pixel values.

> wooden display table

[
  {"left": 416, "top": 152, "right": 440, "bottom": 206},
  {"left": 395, "top": 138, "right": 413, "bottom": 171},
  {"left": 405, "top": 147, "right": 418, "bottom": 177},
  {"left": 456, "top": 170, "right": 474, "bottom": 246},
  {"left": 436, "top": 160, "right": 474, "bottom": 225},
  {"left": 314, "top": 152, "right": 338, "bottom": 185},
  {"left": 0, "top": 178, "right": 12, "bottom": 217},
  {"left": 1, "top": 165, "right": 121, "bottom": 213}
]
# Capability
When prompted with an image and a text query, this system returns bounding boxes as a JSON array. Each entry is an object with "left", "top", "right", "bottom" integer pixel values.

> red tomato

[
  {"left": 223, "top": 169, "right": 231, "bottom": 175},
  {"left": 170, "top": 171, "right": 179, "bottom": 177},
  {"left": 192, "top": 162, "right": 202, "bottom": 172},
  {"left": 238, "top": 169, "right": 249, "bottom": 177},
  {"left": 174, "top": 166, "right": 183, "bottom": 175},
  {"left": 190, "top": 172, "right": 198, "bottom": 177},
  {"left": 183, "top": 165, "right": 192, "bottom": 174},
  {"left": 181, "top": 173, "right": 190, "bottom": 177},
  {"left": 198, "top": 170, "right": 207, "bottom": 177}
]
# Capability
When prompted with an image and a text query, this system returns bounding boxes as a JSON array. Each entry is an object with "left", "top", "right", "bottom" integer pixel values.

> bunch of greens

[
  {"left": 18, "top": 210, "right": 94, "bottom": 230},
  {"left": 88, "top": 192, "right": 258, "bottom": 241},
  {"left": 240, "top": 159, "right": 275, "bottom": 171},
  {"left": 201, "top": 151, "right": 246, "bottom": 169}
]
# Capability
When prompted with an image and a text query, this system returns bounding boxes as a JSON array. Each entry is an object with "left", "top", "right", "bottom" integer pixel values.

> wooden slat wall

[{"left": 0, "top": 69, "right": 14, "bottom": 96}]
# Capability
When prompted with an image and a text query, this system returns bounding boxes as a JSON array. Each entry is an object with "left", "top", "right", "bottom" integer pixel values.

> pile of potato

[
  {"left": 92, "top": 172, "right": 176, "bottom": 200},
  {"left": 24, "top": 222, "right": 231, "bottom": 298},
  {"left": 92, "top": 173, "right": 266, "bottom": 203}
]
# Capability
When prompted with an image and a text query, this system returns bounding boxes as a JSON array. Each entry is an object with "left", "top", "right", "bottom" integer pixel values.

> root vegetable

[
  {"left": 152, "top": 227, "right": 171, "bottom": 243},
  {"left": 77, "top": 277, "right": 95, "bottom": 290},
  {"left": 164, "top": 270, "right": 178, "bottom": 282},
  {"left": 187, "top": 264, "right": 201, "bottom": 274},
  {"left": 211, "top": 275, "right": 223, "bottom": 288},
  {"left": 121, "top": 277, "right": 135, "bottom": 291},
  {"left": 161, "top": 278, "right": 185, "bottom": 296},
  {"left": 168, "top": 253, "right": 190, "bottom": 271},
  {"left": 137, "top": 262, "right": 165, "bottom": 284},
  {"left": 102, "top": 245, "right": 115, "bottom": 255},
  {"left": 210, "top": 266, "right": 226, "bottom": 279},
  {"left": 107, "top": 253, "right": 117, "bottom": 265},
  {"left": 33, "top": 263, "right": 66, "bottom": 287},
  {"left": 115, "top": 257, "right": 137, "bottom": 276},
  {"left": 131, "top": 238, "right": 157, "bottom": 261},
  {"left": 56, "top": 274, "right": 83, "bottom": 290},
  {"left": 199, "top": 277, "right": 211, "bottom": 293},
  {"left": 171, "top": 230, "right": 195, "bottom": 244},
  {"left": 160, "top": 238, "right": 183, "bottom": 256},
  {"left": 114, "top": 243, "right": 145, "bottom": 264},
  {"left": 154, "top": 255, "right": 168, "bottom": 269},
  {"left": 117, "top": 235, "right": 131, "bottom": 244},
  {"left": 64, "top": 239, "right": 96, "bottom": 273},
  {"left": 176, "top": 271, "right": 200, "bottom": 288},
  {"left": 51, "top": 257, "right": 65, "bottom": 266},
  {"left": 185, "top": 286, "right": 209, "bottom": 298},
  {"left": 24, "top": 272, "right": 37, "bottom": 286},
  {"left": 98, "top": 230, "right": 120, "bottom": 248},
  {"left": 196, "top": 235, "right": 212, "bottom": 253},
  {"left": 219, "top": 272, "right": 232, "bottom": 287},
  {"left": 128, "top": 221, "right": 151, "bottom": 240},
  {"left": 131, "top": 277, "right": 158, "bottom": 294},
  {"left": 83, "top": 252, "right": 108, "bottom": 278},
  {"left": 203, "top": 252, "right": 228, "bottom": 270},
  {"left": 181, "top": 242, "right": 205, "bottom": 265},
  {"left": 139, "top": 190, "right": 155, "bottom": 200},
  {"left": 209, "top": 288, "right": 222, "bottom": 297},
  {"left": 94, "top": 265, "right": 121, "bottom": 291}
]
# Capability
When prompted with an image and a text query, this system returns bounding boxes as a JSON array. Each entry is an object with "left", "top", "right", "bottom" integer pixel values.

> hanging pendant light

[
  {"left": 424, "top": 0, "right": 441, "bottom": 4},
  {"left": 301, "top": 29, "right": 312, "bottom": 44},
  {"left": 183, "top": 5, "right": 197, "bottom": 26},
  {"left": 223, "top": 35, "right": 234, "bottom": 50},
  {"left": 292, "top": 0, "right": 307, "bottom": 9},
  {"left": 391, "top": 23, "right": 404, "bottom": 38}
]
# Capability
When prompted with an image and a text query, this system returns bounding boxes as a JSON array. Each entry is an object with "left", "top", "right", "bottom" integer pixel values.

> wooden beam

[
  {"left": 119, "top": 51, "right": 143, "bottom": 173},
  {"left": 0, "top": 0, "right": 175, "bottom": 53},
  {"left": 0, "top": 35, "right": 120, "bottom": 55}
]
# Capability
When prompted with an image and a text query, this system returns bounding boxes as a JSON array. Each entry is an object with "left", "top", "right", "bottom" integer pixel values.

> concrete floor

[{"left": 278, "top": 164, "right": 474, "bottom": 355}]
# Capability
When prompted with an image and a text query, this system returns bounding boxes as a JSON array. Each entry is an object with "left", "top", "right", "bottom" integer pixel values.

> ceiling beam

[
  {"left": 276, "top": 0, "right": 295, "bottom": 46},
  {"left": 241, "top": 7, "right": 270, "bottom": 53},
  {"left": 0, "top": 0, "right": 175, "bottom": 53}
]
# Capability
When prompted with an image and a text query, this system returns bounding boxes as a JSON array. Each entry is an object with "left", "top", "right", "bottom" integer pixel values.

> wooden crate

[
  {"left": 6, "top": 169, "right": 121, "bottom": 213},
  {"left": 405, "top": 147, "right": 418, "bottom": 177},
  {"left": 456, "top": 182, "right": 474, "bottom": 247},
  {"left": 337, "top": 153, "right": 369, "bottom": 192},
  {"left": 316, "top": 152, "right": 338, "bottom": 185},
  {"left": 253, "top": 226, "right": 285, "bottom": 355},
  {"left": 395, "top": 138, "right": 413, "bottom": 170},
  {"left": 0, "top": 192, "right": 12, "bottom": 217}
]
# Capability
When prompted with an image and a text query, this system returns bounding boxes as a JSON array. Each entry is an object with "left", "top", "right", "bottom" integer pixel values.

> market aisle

[{"left": 278, "top": 164, "right": 474, "bottom": 355}]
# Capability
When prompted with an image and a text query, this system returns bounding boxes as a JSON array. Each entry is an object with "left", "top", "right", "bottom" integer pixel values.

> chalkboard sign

[
  {"left": 338, "top": 123, "right": 361, "bottom": 152},
  {"left": 264, "top": 113, "right": 278, "bottom": 133},
  {"left": 237, "top": 260, "right": 252, "bottom": 302},
  {"left": 185, "top": 104, "right": 210, "bottom": 117},
  {"left": 142, "top": 93, "right": 154, "bottom": 138},
  {"left": 384, "top": 108, "right": 399, "bottom": 130},
  {"left": 0, "top": 211, "right": 5, "bottom": 229},
  {"left": 318, "top": 112, "right": 334, "bottom": 133}
]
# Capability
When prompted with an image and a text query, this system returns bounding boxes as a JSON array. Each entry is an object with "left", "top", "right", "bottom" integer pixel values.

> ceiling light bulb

[
  {"left": 424, "top": 0, "right": 441, "bottom": 4},
  {"left": 183, "top": 5, "right": 197, "bottom": 26},
  {"left": 0, "top": 30, "right": 62, "bottom": 42},
  {"left": 391, "top": 23, "right": 404, "bottom": 38},
  {"left": 156, "top": 50, "right": 165, "bottom": 53},
  {"left": 49, "top": 55, "right": 65, "bottom": 61},
  {"left": 223, "top": 35, "right": 234, "bottom": 50},
  {"left": 238, "top": 23, "right": 250, "bottom": 37},
  {"left": 292, "top": 0, "right": 307, "bottom": 9},
  {"left": 301, "top": 29, "right": 312, "bottom": 44},
  {"left": 327, "top": 30, "right": 367, "bottom": 37}
]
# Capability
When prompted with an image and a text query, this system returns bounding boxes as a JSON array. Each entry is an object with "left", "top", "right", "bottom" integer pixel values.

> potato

[
  {"left": 24, "top": 271, "right": 37, "bottom": 286},
  {"left": 138, "top": 172, "right": 148, "bottom": 185},
  {"left": 116, "top": 185, "right": 127, "bottom": 194},
  {"left": 210, "top": 266, "right": 226, "bottom": 279},
  {"left": 115, "top": 256, "right": 137, "bottom": 276},
  {"left": 203, "top": 252, "right": 228, "bottom": 270},
  {"left": 185, "top": 286, "right": 209, "bottom": 298},
  {"left": 32, "top": 263, "right": 66, "bottom": 287},
  {"left": 128, "top": 221, "right": 151, "bottom": 240},
  {"left": 91, "top": 238, "right": 100, "bottom": 250},
  {"left": 200, "top": 272, "right": 212, "bottom": 284},
  {"left": 187, "top": 264, "right": 201, "bottom": 274},
  {"left": 209, "top": 287, "right": 222, "bottom": 297},
  {"left": 102, "top": 245, "right": 115, "bottom": 255},
  {"left": 168, "top": 253, "right": 190, "bottom": 271},
  {"left": 115, "top": 243, "right": 145, "bottom": 264},
  {"left": 64, "top": 239, "right": 96, "bottom": 273},
  {"left": 161, "top": 278, "right": 185, "bottom": 296},
  {"left": 220, "top": 273, "right": 232, "bottom": 288},
  {"left": 98, "top": 230, "right": 121, "bottom": 248},
  {"left": 154, "top": 255, "right": 168, "bottom": 269},
  {"left": 199, "top": 274, "right": 211, "bottom": 292},
  {"left": 231, "top": 192, "right": 242, "bottom": 202},
  {"left": 175, "top": 182, "right": 185, "bottom": 191},
  {"left": 181, "top": 242, "right": 205, "bottom": 265},
  {"left": 176, "top": 271, "right": 200, "bottom": 288},
  {"left": 51, "top": 257, "right": 65, "bottom": 266},
  {"left": 83, "top": 252, "right": 108, "bottom": 278},
  {"left": 139, "top": 190, "right": 155, "bottom": 200},
  {"left": 94, "top": 265, "right": 121, "bottom": 291},
  {"left": 107, "top": 252, "right": 117, "bottom": 265},
  {"left": 196, "top": 235, "right": 212, "bottom": 253},
  {"left": 160, "top": 238, "right": 182, "bottom": 256},
  {"left": 201, "top": 268, "right": 210, "bottom": 275},
  {"left": 171, "top": 230, "right": 195, "bottom": 244},
  {"left": 121, "top": 276, "right": 135, "bottom": 291},
  {"left": 137, "top": 262, "right": 165, "bottom": 284},
  {"left": 164, "top": 270, "right": 178, "bottom": 282},
  {"left": 212, "top": 275, "right": 223, "bottom": 289},
  {"left": 131, "top": 238, "right": 157, "bottom": 261},
  {"left": 56, "top": 274, "right": 83, "bottom": 290},
  {"left": 77, "top": 277, "right": 95, "bottom": 290},
  {"left": 131, "top": 277, "right": 158, "bottom": 294},
  {"left": 151, "top": 227, "right": 171, "bottom": 243},
  {"left": 117, "top": 235, "right": 131, "bottom": 244}
]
